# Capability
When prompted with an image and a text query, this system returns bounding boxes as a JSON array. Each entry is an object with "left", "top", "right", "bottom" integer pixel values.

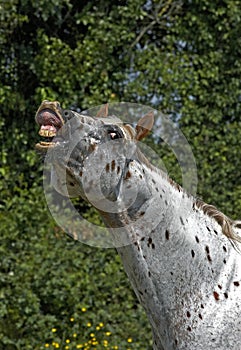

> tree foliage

[{"left": 1, "top": 0, "right": 241, "bottom": 348}]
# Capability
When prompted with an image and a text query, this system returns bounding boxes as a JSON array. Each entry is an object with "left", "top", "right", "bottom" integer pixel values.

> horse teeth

[{"left": 39, "top": 129, "right": 56, "bottom": 137}]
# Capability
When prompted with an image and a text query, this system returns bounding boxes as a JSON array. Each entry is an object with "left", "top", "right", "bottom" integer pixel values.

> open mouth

[{"left": 35, "top": 103, "right": 65, "bottom": 151}]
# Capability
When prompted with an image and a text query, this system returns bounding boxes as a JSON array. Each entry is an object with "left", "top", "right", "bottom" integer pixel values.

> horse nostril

[{"left": 63, "top": 110, "right": 72, "bottom": 120}]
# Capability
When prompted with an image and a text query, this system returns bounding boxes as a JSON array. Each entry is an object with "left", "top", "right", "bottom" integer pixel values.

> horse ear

[
  {"left": 135, "top": 111, "right": 154, "bottom": 141},
  {"left": 96, "top": 103, "right": 109, "bottom": 117}
]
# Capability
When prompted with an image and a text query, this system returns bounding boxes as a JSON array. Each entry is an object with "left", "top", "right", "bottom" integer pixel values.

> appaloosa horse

[{"left": 36, "top": 100, "right": 241, "bottom": 350}]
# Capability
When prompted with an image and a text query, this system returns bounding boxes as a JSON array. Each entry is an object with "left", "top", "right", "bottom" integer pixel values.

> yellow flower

[
  {"left": 127, "top": 338, "right": 133, "bottom": 343},
  {"left": 86, "top": 322, "right": 92, "bottom": 327},
  {"left": 81, "top": 307, "right": 87, "bottom": 312},
  {"left": 96, "top": 326, "right": 100, "bottom": 330},
  {"left": 52, "top": 328, "right": 57, "bottom": 333},
  {"left": 73, "top": 333, "right": 77, "bottom": 337},
  {"left": 112, "top": 347, "right": 118, "bottom": 350},
  {"left": 90, "top": 333, "right": 95, "bottom": 338},
  {"left": 70, "top": 317, "right": 75, "bottom": 322},
  {"left": 105, "top": 331, "right": 111, "bottom": 336},
  {"left": 76, "top": 345, "right": 83, "bottom": 349},
  {"left": 99, "top": 322, "right": 104, "bottom": 327},
  {"left": 55, "top": 344, "right": 60, "bottom": 349},
  {"left": 65, "top": 347, "right": 69, "bottom": 350},
  {"left": 103, "top": 340, "right": 108, "bottom": 347},
  {"left": 45, "top": 344, "right": 50, "bottom": 348},
  {"left": 66, "top": 339, "right": 71, "bottom": 344}
]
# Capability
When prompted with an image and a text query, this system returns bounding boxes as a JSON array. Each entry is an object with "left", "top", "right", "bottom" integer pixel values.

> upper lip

[{"left": 35, "top": 101, "right": 64, "bottom": 128}]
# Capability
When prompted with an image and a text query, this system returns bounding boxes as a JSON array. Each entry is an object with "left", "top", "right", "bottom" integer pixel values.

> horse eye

[{"left": 108, "top": 129, "right": 123, "bottom": 140}]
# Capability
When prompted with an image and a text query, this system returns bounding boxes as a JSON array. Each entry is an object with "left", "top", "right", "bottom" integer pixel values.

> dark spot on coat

[
  {"left": 106, "top": 163, "right": 110, "bottom": 172},
  {"left": 218, "top": 284, "right": 222, "bottom": 290},
  {"left": 125, "top": 170, "right": 132, "bottom": 180},
  {"left": 111, "top": 160, "right": 115, "bottom": 171},
  {"left": 187, "top": 326, "right": 192, "bottom": 332},
  {"left": 223, "top": 246, "right": 227, "bottom": 252},
  {"left": 195, "top": 236, "right": 200, "bottom": 243},
  {"left": 207, "top": 254, "right": 212, "bottom": 263},
  {"left": 199, "top": 314, "right": 203, "bottom": 320},
  {"left": 165, "top": 230, "right": 170, "bottom": 240},
  {"left": 151, "top": 243, "right": 155, "bottom": 249},
  {"left": 147, "top": 237, "right": 153, "bottom": 248},
  {"left": 223, "top": 259, "right": 227, "bottom": 264},
  {"left": 213, "top": 291, "right": 220, "bottom": 301},
  {"left": 79, "top": 170, "right": 83, "bottom": 177},
  {"left": 205, "top": 246, "right": 212, "bottom": 262},
  {"left": 234, "top": 281, "right": 240, "bottom": 287},
  {"left": 224, "top": 292, "right": 228, "bottom": 299},
  {"left": 186, "top": 311, "right": 191, "bottom": 318},
  {"left": 206, "top": 226, "right": 211, "bottom": 232},
  {"left": 180, "top": 217, "right": 184, "bottom": 225},
  {"left": 117, "top": 165, "right": 121, "bottom": 174}
]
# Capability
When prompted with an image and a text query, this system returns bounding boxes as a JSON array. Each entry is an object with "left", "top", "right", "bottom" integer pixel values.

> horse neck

[{"left": 98, "top": 161, "right": 241, "bottom": 349}]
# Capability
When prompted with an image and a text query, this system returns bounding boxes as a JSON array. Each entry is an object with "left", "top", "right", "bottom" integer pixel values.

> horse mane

[{"left": 195, "top": 199, "right": 241, "bottom": 246}]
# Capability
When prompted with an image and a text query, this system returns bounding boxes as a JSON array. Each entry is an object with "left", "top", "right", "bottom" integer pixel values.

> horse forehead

[{"left": 96, "top": 116, "right": 123, "bottom": 125}]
